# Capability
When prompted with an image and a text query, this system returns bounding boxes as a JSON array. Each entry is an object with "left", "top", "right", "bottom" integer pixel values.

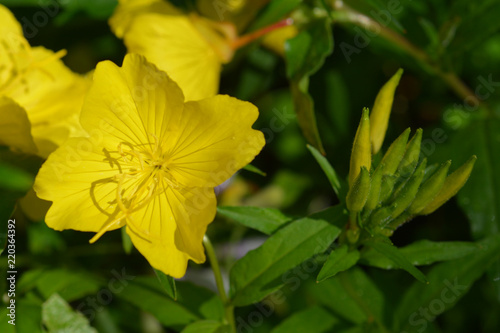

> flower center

[{"left": 89, "top": 138, "right": 178, "bottom": 244}]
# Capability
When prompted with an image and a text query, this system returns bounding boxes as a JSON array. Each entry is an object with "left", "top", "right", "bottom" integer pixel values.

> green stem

[
  {"left": 329, "top": 0, "right": 480, "bottom": 106},
  {"left": 203, "top": 236, "right": 236, "bottom": 332}
]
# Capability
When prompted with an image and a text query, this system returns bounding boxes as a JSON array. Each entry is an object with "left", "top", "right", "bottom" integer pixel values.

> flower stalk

[{"left": 203, "top": 235, "right": 236, "bottom": 332}]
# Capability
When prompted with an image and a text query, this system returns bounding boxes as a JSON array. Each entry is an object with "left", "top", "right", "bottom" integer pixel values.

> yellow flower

[
  {"left": 0, "top": 4, "right": 89, "bottom": 158},
  {"left": 34, "top": 54, "right": 265, "bottom": 278},
  {"left": 109, "top": 0, "right": 237, "bottom": 101},
  {"left": 109, "top": 0, "right": 293, "bottom": 102}
]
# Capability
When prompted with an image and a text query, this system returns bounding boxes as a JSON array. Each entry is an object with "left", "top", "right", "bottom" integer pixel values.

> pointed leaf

[
  {"left": 117, "top": 277, "right": 224, "bottom": 328},
  {"left": 217, "top": 206, "right": 291, "bottom": 235},
  {"left": 364, "top": 237, "right": 427, "bottom": 283},
  {"left": 317, "top": 245, "right": 360, "bottom": 282},
  {"left": 229, "top": 205, "right": 347, "bottom": 306},
  {"left": 285, "top": 17, "right": 333, "bottom": 153},
  {"left": 394, "top": 234, "right": 500, "bottom": 332},
  {"left": 360, "top": 240, "right": 480, "bottom": 269},
  {"left": 307, "top": 144, "right": 341, "bottom": 196},
  {"left": 154, "top": 269, "right": 177, "bottom": 300},
  {"left": 243, "top": 164, "right": 266, "bottom": 176},
  {"left": 42, "top": 293, "right": 97, "bottom": 333},
  {"left": 309, "top": 267, "right": 386, "bottom": 329}
]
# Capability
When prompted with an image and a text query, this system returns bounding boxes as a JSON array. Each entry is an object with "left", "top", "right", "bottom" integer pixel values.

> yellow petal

[
  {"left": 0, "top": 4, "right": 23, "bottom": 36},
  {"left": 80, "top": 54, "right": 185, "bottom": 149},
  {"left": 124, "top": 14, "right": 220, "bottom": 101},
  {"left": 34, "top": 137, "right": 127, "bottom": 232},
  {"left": 127, "top": 186, "right": 216, "bottom": 278},
  {"left": 109, "top": 0, "right": 222, "bottom": 101},
  {"left": 0, "top": 4, "right": 29, "bottom": 93},
  {"left": 109, "top": 0, "right": 181, "bottom": 38},
  {"left": 3, "top": 45, "right": 89, "bottom": 157},
  {"left": 0, "top": 96, "right": 37, "bottom": 154},
  {"left": 167, "top": 95, "right": 265, "bottom": 188}
]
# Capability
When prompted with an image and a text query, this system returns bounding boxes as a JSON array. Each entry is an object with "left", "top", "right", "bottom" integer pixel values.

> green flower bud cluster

[
  {"left": 343, "top": 69, "right": 476, "bottom": 243},
  {"left": 346, "top": 110, "right": 476, "bottom": 242}
]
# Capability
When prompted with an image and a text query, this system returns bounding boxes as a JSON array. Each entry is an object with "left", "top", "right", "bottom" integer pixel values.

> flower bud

[
  {"left": 389, "top": 158, "right": 427, "bottom": 219},
  {"left": 378, "top": 174, "right": 397, "bottom": 204},
  {"left": 370, "top": 68, "right": 404, "bottom": 154},
  {"left": 408, "top": 160, "right": 451, "bottom": 214},
  {"left": 364, "top": 163, "right": 385, "bottom": 211},
  {"left": 379, "top": 127, "right": 411, "bottom": 176},
  {"left": 346, "top": 167, "right": 371, "bottom": 212},
  {"left": 420, "top": 156, "right": 477, "bottom": 215},
  {"left": 397, "top": 128, "right": 422, "bottom": 178},
  {"left": 349, "top": 108, "right": 371, "bottom": 187}
]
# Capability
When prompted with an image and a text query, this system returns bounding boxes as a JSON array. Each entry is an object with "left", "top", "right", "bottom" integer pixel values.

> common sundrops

[
  {"left": 0, "top": 4, "right": 89, "bottom": 158},
  {"left": 34, "top": 54, "right": 265, "bottom": 278}
]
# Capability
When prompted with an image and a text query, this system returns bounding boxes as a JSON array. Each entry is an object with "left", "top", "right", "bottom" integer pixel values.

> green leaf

[
  {"left": 243, "top": 164, "right": 266, "bottom": 176},
  {"left": 117, "top": 277, "right": 224, "bottom": 329},
  {"left": 270, "top": 305, "right": 340, "bottom": 333},
  {"left": 309, "top": 267, "right": 386, "bottom": 328},
  {"left": 289, "top": 77, "right": 325, "bottom": 154},
  {"left": 285, "top": 17, "right": 334, "bottom": 153},
  {"left": 307, "top": 144, "right": 341, "bottom": 197},
  {"left": 154, "top": 269, "right": 177, "bottom": 300},
  {"left": 20, "top": 269, "right": 101, "bottom": 302},
  {"left": 360, "top": 240, "right": 479, "bottom": 269},
  {"left": 181, "top": 320, "right": 230, "bottom": 333},
  {"left": 42, "top": 293, "right": 97, "bottom": 333},
  {"left": 249, "top": 0, "right": 302, "bottom": 30},
  {"left": 217, "top": 206, "right": 291, "bottom": 235},
  {"left": 229, "top": 205, "right": 347, "bottom": 306},
  {"left": 0, "top": 162, "right": 34, "bottom": 192},
  {"left": 364, "top": 237, "right": 427, "bottom": 283},
  {"left": 317, "top": 245, "right": 360, "bottom": 282},
  {"left": 394, "top": 234, "right": 500, "bottom": 332}
]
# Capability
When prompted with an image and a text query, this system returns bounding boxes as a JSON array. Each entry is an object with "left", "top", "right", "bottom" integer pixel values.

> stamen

[{"left": 89, "top": 217, "right": 125, "bottom": 243}]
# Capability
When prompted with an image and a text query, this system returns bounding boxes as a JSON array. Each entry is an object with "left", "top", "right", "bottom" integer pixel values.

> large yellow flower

[
  {"left": 0, "top": 4, "right": 89, "bottom": 158},
  {"left": 34, "top": 54, "right": 265, "bottom": 277},
  {"left": 110, "top": 0, "right": 237, "bottom": 102}
]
